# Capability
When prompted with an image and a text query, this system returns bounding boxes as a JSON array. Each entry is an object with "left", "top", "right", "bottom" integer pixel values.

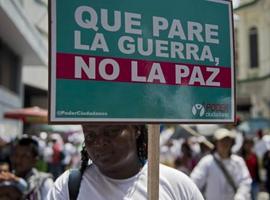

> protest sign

[{"left": 49, "top": 0, "right": 234, "bottom": 123}]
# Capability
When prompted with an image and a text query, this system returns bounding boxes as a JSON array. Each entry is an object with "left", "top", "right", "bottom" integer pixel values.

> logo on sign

[
  {"left": 192, "top": 104, "right": 205, "bottom": 117},
  {"left": 192, "top": 103, "right": 230, "bottom": 118}
]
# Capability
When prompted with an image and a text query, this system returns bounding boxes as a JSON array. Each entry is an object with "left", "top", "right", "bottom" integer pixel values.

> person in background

[
  {"left": 160, "top": 139, "right": 180, "bottom": 167},
  {"left": 35, "top": 133, "right": 49, "bottom": 172},
  {"left": 62, "top": 141, "right": 76, "bottom": 169},
  {"left": 0, "top": 135, "right": 12, "bottom": 170},
  {"left": 11, "top": 135, "right": 54, "bottom": 200},
  {"left": 254, "top": 129, "right": 267, "bottom": 160},
  {"left": 47, "top": 124, "right": 204, "bottom": 200},
  {"left": 263, "top": 147, "right": 270, "bottom": 197},
  {"left": 196, "top": 136, "right": 213, "bottom": 161},
  {"left": 191, "top": 128, "right": 251, "bottom": 200},
  {"left": 239, "top": 138, "right": 261, "bottom": 200},
  {"left": 48, "top": 134, "right": 65, "bottom": 179},
  {"left": 0, "top": 161, "right": 10, "bottom": 173},
  {"left": 174, "top": 141, "right": 197, "bottom": 175},
  {"left": 0, "top": 171, "right": 28, "bottom": 200}
]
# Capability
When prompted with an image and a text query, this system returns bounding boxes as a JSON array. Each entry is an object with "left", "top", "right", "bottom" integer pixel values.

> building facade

[
  {"left": 235, "top": 0, "right": 270, "bottom": 119},
  {"left": 0, "top": 0, "right": 48, "bottom": 138}
]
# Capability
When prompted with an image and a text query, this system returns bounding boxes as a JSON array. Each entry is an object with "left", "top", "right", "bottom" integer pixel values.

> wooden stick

[{"left": 148, "top": 124, "right": 160, "bottom": 200}]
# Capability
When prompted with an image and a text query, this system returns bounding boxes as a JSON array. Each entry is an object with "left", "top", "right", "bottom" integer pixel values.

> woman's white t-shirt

[{"left": 47, "top": 163, "right": 204, "bottom": 200}]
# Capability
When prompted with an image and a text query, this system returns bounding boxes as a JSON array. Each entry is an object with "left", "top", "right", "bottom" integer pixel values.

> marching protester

[
  {"left": 47, "top": 124, "right": 204, "bottom": 200},
  {"left": 11, "top": 135, "right": 54, "bottom": 200},
  {"left": 190, "top": 128, "right": 252, "bottom": 200},
  {"left": 174, "top": 140, "right": 197, "bottom": 175},
  {"left": 239, "top": 137, "right": 261, "bottom": 200}
]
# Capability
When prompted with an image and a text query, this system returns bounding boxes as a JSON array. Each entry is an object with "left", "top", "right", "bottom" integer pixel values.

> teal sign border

[{"left": 49, "top": 0, "right": 235, "bottom": 123}]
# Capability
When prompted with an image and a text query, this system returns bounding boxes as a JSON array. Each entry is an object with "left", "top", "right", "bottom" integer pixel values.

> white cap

[{"left": 214, "top": 128, "right": 235, "bottom": 140}]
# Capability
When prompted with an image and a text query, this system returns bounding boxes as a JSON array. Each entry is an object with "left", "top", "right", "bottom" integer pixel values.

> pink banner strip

[{"left": 56, "top": 53, "right": 231, "bottom": 88}]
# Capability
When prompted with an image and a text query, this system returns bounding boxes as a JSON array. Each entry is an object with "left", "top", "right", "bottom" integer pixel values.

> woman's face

[{"left": 82, "top": 125, "right": 140, "bottom": 176}]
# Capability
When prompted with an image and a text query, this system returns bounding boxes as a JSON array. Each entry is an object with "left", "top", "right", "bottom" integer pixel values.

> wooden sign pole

[{"left": 147, "top": 124, "right": 160, "bottom": 200}]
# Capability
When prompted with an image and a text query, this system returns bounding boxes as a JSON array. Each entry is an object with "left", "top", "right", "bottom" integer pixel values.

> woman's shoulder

[
  {"left": 159, "top": 163, "right": 193, "bottom": 181},
  {"left": 160, "top": 164, "right": 197, "bottom": 187},
  {"left": 159, "top": 164, "right": 204, "bottom": 199}
]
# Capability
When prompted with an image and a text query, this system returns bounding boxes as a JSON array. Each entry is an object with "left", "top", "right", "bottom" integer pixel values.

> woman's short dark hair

[{"left": 80, "top": 125, "right": 148, "bottom": 174}]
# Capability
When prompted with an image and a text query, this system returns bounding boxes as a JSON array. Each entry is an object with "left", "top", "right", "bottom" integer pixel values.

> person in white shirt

[
  {"left": 190, "top": 128, "right": 252, "bottom": 200},
  {"left": 47, "top": 124, "right": 204, "bottom": 200}
]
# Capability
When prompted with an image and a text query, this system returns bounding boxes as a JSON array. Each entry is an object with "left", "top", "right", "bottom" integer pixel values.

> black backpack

[{"left": 68, "top": 169, "right": 82, "bottom": 200}]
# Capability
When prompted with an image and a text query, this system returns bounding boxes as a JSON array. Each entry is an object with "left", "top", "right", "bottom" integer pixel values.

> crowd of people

[
  {"left": 160, "top": 125, "right": 270, "bottom": 200},
  {"left": 0, "top": 131, "right": 82, "bottom": 199},
  {"left": 0, "top": 124, "right": 270, "bottom": 199}
]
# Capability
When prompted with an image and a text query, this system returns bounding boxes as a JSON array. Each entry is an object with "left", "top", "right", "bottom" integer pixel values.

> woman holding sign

[{"left": 47, "top": 124, "right": 203, "bottom": 200}]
